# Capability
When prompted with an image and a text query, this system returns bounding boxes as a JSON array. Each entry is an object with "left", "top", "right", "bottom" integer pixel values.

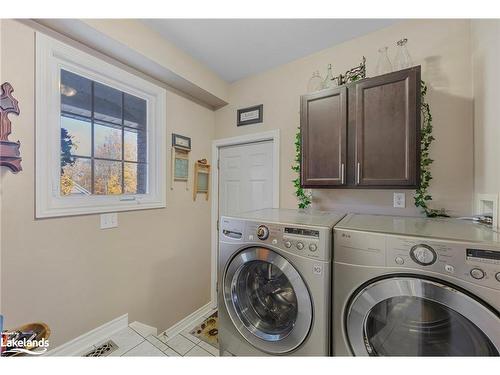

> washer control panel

[
  {"left": 282, "top": 226, "right": 322, "bottom": 258},
  {"left": 256, "top": 225, "right": 270, "bottom": 240},
  {"left": 241, "top": 221, "right": 328, "bottom": 261}
]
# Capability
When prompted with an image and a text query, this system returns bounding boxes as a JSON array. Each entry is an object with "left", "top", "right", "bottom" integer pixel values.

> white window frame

[{"left": 36, "top": 33, "right": 166, "bottom": 218}]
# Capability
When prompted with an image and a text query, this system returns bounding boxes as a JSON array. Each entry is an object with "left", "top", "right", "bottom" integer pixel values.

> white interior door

[
  {"left": 218, "top": 140, "right": 275, "bottom": 217},
  {"left": 211, "top": 132, "right": 279, "bottom": 307}
]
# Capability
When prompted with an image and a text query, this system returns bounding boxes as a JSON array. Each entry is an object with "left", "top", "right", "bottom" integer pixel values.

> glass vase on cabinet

[
  {"left": 323, "top": 64, "right": 337, "bottom": 89},
  {"left": 393, "top": 38, "right": 413, "bottom": 70},
  {"left": 376, "top": 46, "right": 393, "bottom": 75},
  {"left": 307, "top": 71, "right": 324, "bottom": 93}
]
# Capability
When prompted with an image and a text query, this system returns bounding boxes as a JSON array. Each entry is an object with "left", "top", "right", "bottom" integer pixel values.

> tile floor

[{"left": 81, "top": 308, "right": 222, "bottom": 357}]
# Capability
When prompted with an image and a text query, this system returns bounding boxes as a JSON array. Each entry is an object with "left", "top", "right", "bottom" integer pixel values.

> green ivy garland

[
  {"left": 414, "top": 81, "right": 448, "bottom": 217},
  {"left": 292, "top": 128, "right": 312, "bottom": 209}
]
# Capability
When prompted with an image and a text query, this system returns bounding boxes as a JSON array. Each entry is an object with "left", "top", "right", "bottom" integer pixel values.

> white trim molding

[
  {"left": 35, "top": 32, "right": 167, "bottom": 218},
  {"left": 160, "top": 302, "right": 213, "bottom": 338},
  {"left": 46, "top": 314, "right": 128, "bottom": 356},
  {"left": 210, "top": 129, "right": 280, "bottom": 307}
]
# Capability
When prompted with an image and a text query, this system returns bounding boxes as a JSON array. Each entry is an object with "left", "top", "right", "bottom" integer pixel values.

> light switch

[
  {"left": 100, "top": 213, "right": 118, "bottom": 229},
  {"left": 393, "top": 193, "right": 406, "bottom": 208}
]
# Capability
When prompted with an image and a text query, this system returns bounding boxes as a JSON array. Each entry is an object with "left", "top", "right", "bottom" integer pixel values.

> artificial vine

[
  {"left": 292, "top": 128, "right": 312, "bottom": 209},
  {"left": 414, "top": 81, "right": 448, "bottom": 217}
]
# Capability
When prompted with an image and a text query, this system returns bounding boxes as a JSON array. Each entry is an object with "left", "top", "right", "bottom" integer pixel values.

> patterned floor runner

[{"left": 190, "top": 311, "right": 218, "bottom": 348}]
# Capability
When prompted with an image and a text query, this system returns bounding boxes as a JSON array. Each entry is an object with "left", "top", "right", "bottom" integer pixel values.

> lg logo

[{"left": 312, "top": 265, "right": 322, "bottom": 275}]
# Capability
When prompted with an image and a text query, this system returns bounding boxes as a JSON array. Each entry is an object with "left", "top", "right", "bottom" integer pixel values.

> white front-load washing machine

[
  {"left": 333, "top": 214, "right": 500, "bottom": 356},
  {"left": 218, "top": 208, "right": 345, "bottom": 356}
]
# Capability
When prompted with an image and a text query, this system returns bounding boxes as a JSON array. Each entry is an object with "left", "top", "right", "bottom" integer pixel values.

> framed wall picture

[
  {"left": 172, "top": 133, "right": 191, "bottom": 150},
  {"left": 174, "top": 149, "right": 189, "bottom": 181},
  {"left": 237, "top": 104, "right": 263, "bottom": 126},
  {"left": 170, "top": 134, "right": 191, "bottom": 190}
]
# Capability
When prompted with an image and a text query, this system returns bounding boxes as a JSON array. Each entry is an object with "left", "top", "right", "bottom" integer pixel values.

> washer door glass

[
  {"left": 234, "top": 260, "right": 297, "bottom": 340},
  {"left": 347, "top": 277, "right": 500, "bottom": 356},
  {"left": 365, "top": 296, "right": 498, "bottom": 356},
  {"left": 223, "top": 247, "right": 313, "bottom": 354}
]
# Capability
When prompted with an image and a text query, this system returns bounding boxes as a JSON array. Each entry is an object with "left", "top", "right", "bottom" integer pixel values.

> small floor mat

[{"left": 190, "top": 311, "right": 218, "bottom": 348}]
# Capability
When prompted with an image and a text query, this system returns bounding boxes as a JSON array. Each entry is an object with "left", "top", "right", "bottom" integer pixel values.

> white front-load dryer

[
  {"left": 218, "top": 208, "right": 345, "bottom": 356},
  {"left": 333, "top": 214, "right": 500, "bottom": 356}
]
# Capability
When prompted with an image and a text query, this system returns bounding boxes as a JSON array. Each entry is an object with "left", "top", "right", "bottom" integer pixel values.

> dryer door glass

[
  {"left": 347, "top": 277, "right": 500, "bottom": 356},
  {"left": 223, "top": 247, "right": 313, "bottom": 354},
  {"left": 364, "top": 296, "right": 498, "bottom": 356}
]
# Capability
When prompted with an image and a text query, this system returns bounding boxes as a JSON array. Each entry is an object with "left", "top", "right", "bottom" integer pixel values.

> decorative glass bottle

[
  {"left": 376, "top": 46, "right": 393, "bottom": 75},
  {"left": 323, "top": 64, "right": 336, "bottom": 89},
  {"left": 393, "top": 38, "right": 413, "bottom": 70},
  {"left": 307, "top": 71, "right": 324, "bottom": 93}
]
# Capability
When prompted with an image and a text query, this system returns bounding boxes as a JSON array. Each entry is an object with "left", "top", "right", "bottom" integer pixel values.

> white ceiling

[{"left": 141, "top": 19, "right": 398, "bottom": 83}]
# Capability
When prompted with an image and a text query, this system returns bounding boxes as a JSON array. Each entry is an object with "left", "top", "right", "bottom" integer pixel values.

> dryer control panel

[
  {"left": 334, "top": 229, "right": 500, "bottom": 291},
  {"left": 387, "top": 237, "right": 500, "bottom": 290}
]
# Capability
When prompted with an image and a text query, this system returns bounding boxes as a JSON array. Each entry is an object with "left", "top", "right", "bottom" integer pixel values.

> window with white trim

[{"left": 36, "top": 33, "right": 166, "bottom": 218}]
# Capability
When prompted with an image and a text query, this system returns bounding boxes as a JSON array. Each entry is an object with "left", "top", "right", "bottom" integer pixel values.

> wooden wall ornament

[
  {"left": 0, "top": 82, "right": 22, "bottom": 173},
  {"left": 193, "top": 159, "right": 210, "bottom": 201}
]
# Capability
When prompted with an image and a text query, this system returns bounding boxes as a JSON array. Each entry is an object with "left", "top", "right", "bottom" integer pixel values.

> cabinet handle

[
  {"left": 341, "top": 163, "right": 345, "bottom": 185},
  {"left": 357, "top": 162, "right": 361, "bottom": 184}
]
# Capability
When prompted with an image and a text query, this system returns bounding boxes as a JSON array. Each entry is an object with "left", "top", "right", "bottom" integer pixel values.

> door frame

[{"left": 210, "top": 129, "right": 280, "bottom": 308}]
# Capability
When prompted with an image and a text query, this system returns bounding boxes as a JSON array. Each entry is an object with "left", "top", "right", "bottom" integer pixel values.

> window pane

[
  {"left": 94, "top": 160, "right": 122, "bottom": 195},
  {"left": 60, "top": 157, "right": 92, "bottom": 196},
  {"left": 59, "top": 70, "right": 149, "bottom": 199},
  {"left": 124, "top": 93, "right": 146, "bottom": 129},
  {"left": 94, "top": 122, "right": 122, "bottom": 160},
  {"left": 124, "top": 162, "right": 147, "bottom": 194},
  {"left": 61, "top": 115, "right": 91, "bottom": 157},
  {"left": 61, "top": 70, "right": 92, "bottom": 118},
  {"left": 124, "top": 129, "right": 148, "bottom": 163},
  {"left": 124, "top": 129, "right": 137, "bottom": 162},
  {"left": 94, "top": 82, "right": 122, "bottom": 125}
]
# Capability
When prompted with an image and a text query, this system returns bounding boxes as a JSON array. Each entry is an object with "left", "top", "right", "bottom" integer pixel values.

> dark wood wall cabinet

[{"left": 300, "top": 66, "right": 421, "bottom": 189}]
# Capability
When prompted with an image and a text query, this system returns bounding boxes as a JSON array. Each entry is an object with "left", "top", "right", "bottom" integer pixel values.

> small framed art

[
  {"left": 172, "top": 133, "right": 191, "bottom": 150},
  {"left": 237, "top": 104, "right": 263, "bottom": 126}
]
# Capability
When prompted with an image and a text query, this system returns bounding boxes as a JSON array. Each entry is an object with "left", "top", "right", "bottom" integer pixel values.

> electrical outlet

[
  {"left": 393, "top": 193, "right": 406, "bottom": 208},
  {"left": 100, "top": 213, "right": 118, "bottom": 229}
]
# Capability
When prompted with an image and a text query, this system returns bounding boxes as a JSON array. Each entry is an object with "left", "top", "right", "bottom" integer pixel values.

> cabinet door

[
  {"left": 354, "top": 67, "right": 420, "bottom": 187},
  {"left": 301, "top": 87, "right": 347, "bottom": 187}
]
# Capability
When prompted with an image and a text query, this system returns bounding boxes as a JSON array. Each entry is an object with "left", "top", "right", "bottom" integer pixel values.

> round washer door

[
  {"left": 223, "top": 247, "right": 313, "bottom": 354},
  {"left": 346, "top": 276, "right": 500, "bottom": 356}
]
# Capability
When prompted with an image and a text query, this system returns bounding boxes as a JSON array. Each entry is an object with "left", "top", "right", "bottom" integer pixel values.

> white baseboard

[
  {"left": 129, "top": 321, "right": 157, "bottom": 338},
  {"left": 161, "top": 302, "right": 213, "bottom": 338},
  {"left": 46, "top": 314, "right": 128, "bottom": 356}
]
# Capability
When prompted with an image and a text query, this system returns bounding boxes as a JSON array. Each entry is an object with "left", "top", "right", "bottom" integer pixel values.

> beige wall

[
  {"left": 65, "top": 19, "right": 229, "bottom": 105},
  {"left": 0, "top": 20, "right": 214, "bottom": 347},
  {"left": 472, "top": 20, "right": 500, "bottom": 198},
  {"left": 215, "top": 19, "right": 474, "bottom": 217}
]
